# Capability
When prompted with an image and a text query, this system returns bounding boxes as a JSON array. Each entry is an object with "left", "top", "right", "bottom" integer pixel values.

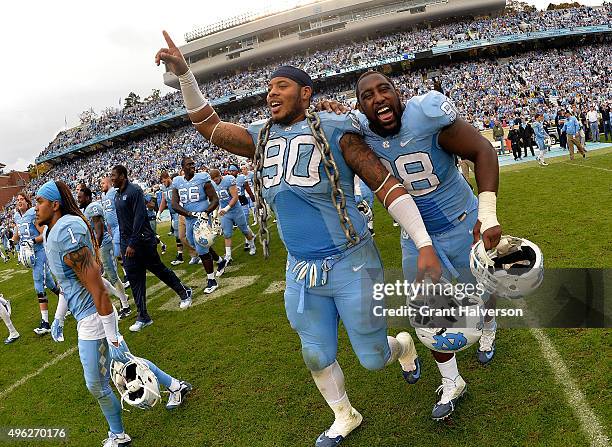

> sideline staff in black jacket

[{"left": 111, "top": 165, "right": 192, "bottom": 331}]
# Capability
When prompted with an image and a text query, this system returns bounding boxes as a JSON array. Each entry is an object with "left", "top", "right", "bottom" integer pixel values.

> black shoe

[
  {"left": 243, "top": 242, "right": 249, "bottom": 251},
  {"left": 118, "top": 305, "right": 132, "bottom": 320},
  {"left": 216, "top": 258, "right": 228, "bottom": 277},
  {"left": 171, "top": 254, "right": 184, "bottom": 266},
  {"left": 33, "top": 320, "right": 51, "bottom": 335}
]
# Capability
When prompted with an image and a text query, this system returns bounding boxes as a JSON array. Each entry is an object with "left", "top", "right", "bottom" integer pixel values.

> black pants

[
  {"left": 512, "top": 144, "right": 521, "bottom": 160},
  {"left": 122, "top": 242, "right": 187, "bottom": 322},
  {"left": 523, "top": 139, "right": 536, "bottom": 157}
]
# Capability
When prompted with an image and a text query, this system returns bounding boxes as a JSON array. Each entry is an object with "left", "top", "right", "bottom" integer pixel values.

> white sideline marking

[
  {"left": 158, "top": 275, "right": 260, "bottom": 311},
  {"left": 561, "top": 162, "right": 612, "bottom": 172},
  {"left": 0, "top": 346, "right": 77, "bottom": 400},
  {"left": 530, "top": 328, "right": 610, "bottom": 447},
  {"left": 263, "top": 281, "right": 285, "bottom": 294}
]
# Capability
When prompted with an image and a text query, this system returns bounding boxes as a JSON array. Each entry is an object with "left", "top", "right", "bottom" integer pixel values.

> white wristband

[
  {"left": 478, "top": 191, "right": 500, "bottom": 233},
  {"left": 388, "top": 194, "right": 432, "bottom": 249},
  {"left": 178, "top": 69, "right": 209, "bottom": 114},
  {"left": 222, "top": 205, "right": 231, "bottom": 213},
  {"left": 99, "top": 308, "right": 119, "bottom": 344}
]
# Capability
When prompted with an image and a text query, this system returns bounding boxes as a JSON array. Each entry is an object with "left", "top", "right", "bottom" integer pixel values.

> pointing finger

[{"left": 163, "top": 30, "right": 177, "bottom": 49}]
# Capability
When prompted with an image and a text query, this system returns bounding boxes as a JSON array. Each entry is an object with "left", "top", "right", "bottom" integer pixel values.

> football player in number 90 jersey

[
  {"left": 355, "top": 71, "right": 502, "bottom": 420},
  {"left": 36, "top": 180, "right": 192, "bottom": 447},
  {"left": 157, "top": 31, "right": 442, "bottom": 446}
]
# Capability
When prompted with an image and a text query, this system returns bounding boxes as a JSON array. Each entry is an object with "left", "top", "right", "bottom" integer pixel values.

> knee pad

[
  {"left": 302, "top": 346, "right": 336, "bottom": 372},
  {"left": 357, "top": 350, "right": 388, "bottom": 372},
  {"left": 37, "top": 292, "right": 48, "bottom": 304}
]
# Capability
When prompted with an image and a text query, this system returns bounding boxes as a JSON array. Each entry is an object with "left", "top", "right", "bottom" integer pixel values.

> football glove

[
  {"left": 51, "top": 319, "right": 65, "bottom": 342},
  {"left": 108, "top": 337, "right": 131, "bottom": 363}
]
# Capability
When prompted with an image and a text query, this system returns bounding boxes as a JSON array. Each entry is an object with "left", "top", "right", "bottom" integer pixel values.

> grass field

[{"left": 0, "top": 149, "right": 610, "bottom": 447}]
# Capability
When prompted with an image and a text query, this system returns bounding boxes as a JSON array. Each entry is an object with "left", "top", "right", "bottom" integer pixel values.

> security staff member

[{"left": 111, "top": 165, "right": 192, "bottom": 332}]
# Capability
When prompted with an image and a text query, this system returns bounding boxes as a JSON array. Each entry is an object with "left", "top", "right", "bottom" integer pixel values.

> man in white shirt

[{"left": 586, "top": 106, "right": 600, "bottom": 143}]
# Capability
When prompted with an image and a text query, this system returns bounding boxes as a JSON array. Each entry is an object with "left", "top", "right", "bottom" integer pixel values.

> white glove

[
  {"left": 156, "top": 212, "right": 162, "bottom": 223},
  {"left": 191, "top": 211, "right": 209, "bottom": 220}
]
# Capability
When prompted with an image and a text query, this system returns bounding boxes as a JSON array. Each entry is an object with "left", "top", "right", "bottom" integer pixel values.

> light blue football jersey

[
  {"left": 43, "top": 215, "right": 97, "bottom": 322},
  {"left": 213, "top": 175, "right": 238, "bottom": 209},
  {"left": 160, "top": 183, "right": 174, "bottom": 213},
  {"left": 247, "top": 112, "right": 366, "bottom": 259},
  {"left": 171, "top": 172, "right": 211, "bottom": 213},
  {"left": 101, "top": 187, "right": 119, "bottom": 230},
  {"left": 143, "top": 193, "right": 156, "bottom": 220},
  {"left": 246, "top": 171, "right": 254, "bottom": 188},
  {"left": 235, "top": 173, "right": 247, "bottom": 196},
  {"left": 84, "top": 201, "right": 112, "bottom": 247},
  {"left": 14, "top": 207, "right": 40, "bottom": 247},
  {"left": 357, "top": 90, "right": 477, "bottom": 234}
]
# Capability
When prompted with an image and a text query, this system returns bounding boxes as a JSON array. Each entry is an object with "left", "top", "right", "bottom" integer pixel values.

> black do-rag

[{"left": 270, "top": 65, "right": 314, "bottom": 91}]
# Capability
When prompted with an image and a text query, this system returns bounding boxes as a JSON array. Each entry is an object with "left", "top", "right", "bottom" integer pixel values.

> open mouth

[
  {"left": 269, "top": 101, "right": 282, "bottom": 114},
  {"left": 376, "top": 105, "right": 395, "bottom": 124}
]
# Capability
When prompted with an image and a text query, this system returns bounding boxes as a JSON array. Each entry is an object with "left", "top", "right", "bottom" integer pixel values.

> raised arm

[
  {"left": 340, "top": 133, "right": 441, "bottom": 281},
  {"left": 155, "top": 31, "right": 255, "bottom": 158}
]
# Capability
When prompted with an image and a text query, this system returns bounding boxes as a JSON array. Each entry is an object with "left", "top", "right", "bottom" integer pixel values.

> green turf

[{"left": 0, "top": 151, "right": 610, "bottom": 446}]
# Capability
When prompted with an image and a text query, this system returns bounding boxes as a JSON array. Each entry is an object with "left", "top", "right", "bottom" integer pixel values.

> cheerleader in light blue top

[
  {"left": 12, "top": 191, "right": 61, "bottom": 335},
  {"left": 158, "top": 30, "right": 441, "bottom": 446},
  {"left": 35, "top": 180, "right": 192, "bottom": 447}
]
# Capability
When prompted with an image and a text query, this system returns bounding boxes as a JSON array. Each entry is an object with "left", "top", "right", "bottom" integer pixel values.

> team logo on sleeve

[{"left": 348, "top": 113, "right": 361, "bottom": 131}]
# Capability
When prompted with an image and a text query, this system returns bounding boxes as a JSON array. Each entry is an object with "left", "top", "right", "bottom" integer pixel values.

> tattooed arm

[
  {"left": 339, "top": 132, "right": 406, "bottom": 207},
  {"left": 64, "top": 246, "right": 113, "bottom": 317}
]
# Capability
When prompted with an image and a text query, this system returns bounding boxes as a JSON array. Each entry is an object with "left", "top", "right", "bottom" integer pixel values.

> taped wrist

[
  {"left": 54, "top": 293, "right": 69, "bottom": 323},
  {"left": 478, "top": 191, "right": 499, "bottom": 233},
  {"left": 388, "top": 195, "right": 432, "bottom": 249},
  {"left": 99, "top": 309, "right": 119, "bottom": 344},
  {"left": 178, "top": 69, "right": 209, "bottom": 114}
]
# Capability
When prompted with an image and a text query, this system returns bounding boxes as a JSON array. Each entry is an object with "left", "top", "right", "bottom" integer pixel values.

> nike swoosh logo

[
  {"left": 400, "top": 138, "right": 413, "bottom": 147},
  {"left": 352, "top": 262, "right": 366, "bottom": 272},
  {"left": 412, "top": 362, "right": 421, "bottom": 379}
]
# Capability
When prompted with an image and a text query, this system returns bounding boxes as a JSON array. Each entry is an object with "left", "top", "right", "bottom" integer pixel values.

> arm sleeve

[{"left": 128, "top": 189, "right": 147, "bottom": 248}]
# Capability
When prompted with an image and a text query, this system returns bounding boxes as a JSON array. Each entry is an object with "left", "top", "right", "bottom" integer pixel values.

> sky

[{"left": 0, "top": 0, "right": 604, "bottom": 171}]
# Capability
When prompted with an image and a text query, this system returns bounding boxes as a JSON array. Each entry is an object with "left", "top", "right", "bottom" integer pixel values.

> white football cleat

[
  {"left": 315, "top": 408, "right": 363, "bottom": 447},
  {"left": 249, "top": 244, "right": 256, "bottom": 256},
  {"left": 102, "top": 431, "right": 131, "bottom": 447},
  {"left": 166, "top": 381, "right": 193, "bottom": 410},
  {"left": 432, "top": 375, "right": 467, "bottom": 421},
  {"left": 129, "top": 320, "right": 153, "bottom": 332}
]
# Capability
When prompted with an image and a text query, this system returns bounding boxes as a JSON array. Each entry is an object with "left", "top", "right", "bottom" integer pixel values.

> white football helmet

[
  {"left": 18, "top": 242, "right": 35, "bottom": 269},
  {"left": 470, "top": 235, "right": 543, "bottom": 299},
  {"left": 408, "top": 278, "right": 483, "bottom": 353},
  {"left": 193, "top": 210, "right": 221, "bottom": 248},
  {"left": 110, "top": 355, "right": 161, "bottom": 410}
]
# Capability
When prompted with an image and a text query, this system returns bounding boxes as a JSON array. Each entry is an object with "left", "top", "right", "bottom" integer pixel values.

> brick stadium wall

[{"left": 0, "top": 171, "right": 30, "bottom": 210}]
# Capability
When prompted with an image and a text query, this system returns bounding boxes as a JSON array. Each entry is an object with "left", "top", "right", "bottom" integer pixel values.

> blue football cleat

[
  {"left": 315, "top": 409, "right": 362, "bottom": 446},
  {"left": 402, "top": 356, "right": 422, "bottom": 384},
  {"left": 476, "top": 322, "right": 497, "bottom": 365},
  {"left": 315, "top": 432, "right": 345, "bottom": 447}
]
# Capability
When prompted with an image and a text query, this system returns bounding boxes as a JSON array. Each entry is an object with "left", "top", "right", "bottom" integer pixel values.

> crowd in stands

[{"left": 36, "top": 2, "right": 611, "bottom": 159}]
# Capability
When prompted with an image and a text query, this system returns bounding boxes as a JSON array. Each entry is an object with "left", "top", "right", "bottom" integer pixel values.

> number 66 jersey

[
  {"left": 247, "top": 112, "right": 366, "bottom": 260},
  {"left": 357, "top": 90, "right": 477, "bottom": 235}
]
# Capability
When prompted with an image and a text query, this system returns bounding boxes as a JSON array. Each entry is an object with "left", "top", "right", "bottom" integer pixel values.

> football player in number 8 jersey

[{"left": 355, "top": 71, "right": 502, "bottom": 420}]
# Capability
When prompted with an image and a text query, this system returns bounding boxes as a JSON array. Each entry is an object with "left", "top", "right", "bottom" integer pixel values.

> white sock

[
  {"left": 169, "top": 378, "right": 180, "bottom": 392},
  {"left": 225, "top": 246, "right": 232, "bottom": 257},
  {"left": 0, "top": 298, "right": 17, "bottom": 334},
  {"left": 41, "top": 309, "right": 49, "bottom": 323},
  {"left": 114, "top": 280, "right": 129, "bottom": 308},
  {"left": 207, "top": 273, "right": 215, "bottom": 280},
  {"left": 436, "top": 355, "right": 459, "bottom": 380},
  {"left": 388, "top": 334, "right": 417, "bottom": 371},
  {"left": 311, "top": 361, "right": 356, "bottom": 437},
  {"left": 484, "top": 317, "right": 497, "bottom": 331}
]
